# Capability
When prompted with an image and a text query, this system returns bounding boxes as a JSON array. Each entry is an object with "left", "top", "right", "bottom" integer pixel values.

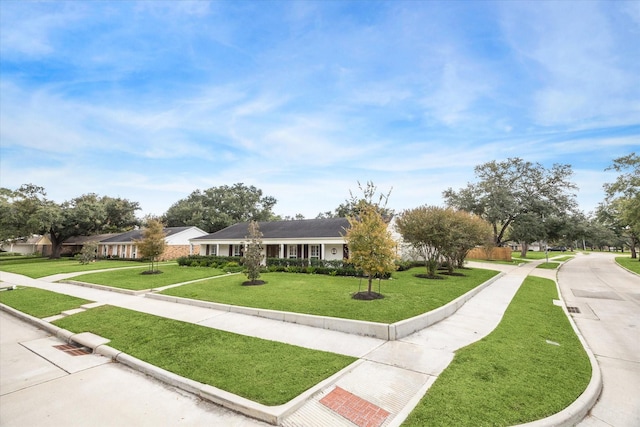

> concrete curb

[
  {"left": 146, "top": 271, "right": 505, "bottom": 341},
  {"left": 58, "top": 279, "right": 149, "bottom": 296},
  {"left": 0, "top": 302, "right": 362, "bottom": 425},
  {"left": 512, "top": 262, "right": 602, "bottom": 427}
]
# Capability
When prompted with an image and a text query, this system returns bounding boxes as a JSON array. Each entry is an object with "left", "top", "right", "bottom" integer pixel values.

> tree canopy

[
  {"left": 443, "top": 158, "right": 577, "bottom": 246},
  {"left": 163, "top": 183, "right": 277, "bottom": 233},
  {"left": 1, "top": 184, "right": 139, "bottom": 258},
  {"left": 599, "top": 152, "right": 639, "bottom": 258}
]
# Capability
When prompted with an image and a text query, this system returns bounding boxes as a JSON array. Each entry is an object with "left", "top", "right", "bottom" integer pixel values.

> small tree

[
  {"left": 243, "top": 220, "right": 264, "bottom": 285},
  {"left": 395, "top": 206, "right": 451, "bottom": 279},
  {"left": 135, "top": 219, "right": 166, "bottom": 274},
  {"left": 344, "top": 203, "right": 397, "bottom": 299},
  {"left": 78, "top": 241, "right": 99, "bottom": 264}
]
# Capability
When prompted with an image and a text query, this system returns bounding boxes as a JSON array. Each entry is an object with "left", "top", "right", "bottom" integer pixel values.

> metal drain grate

[
  {"left": 53, "top": 343, "right": 91, "bottom": 356},
  {"left": 566, "top": 306, "right": 581, "bottom": 314}
]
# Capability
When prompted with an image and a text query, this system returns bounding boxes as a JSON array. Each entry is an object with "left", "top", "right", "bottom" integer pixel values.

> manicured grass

[
  {"left": 69, "top": 264, "right": 226, "bottom": 290},
  {"left": 616, "top": 256, "right": 640, "bottom": 274},
  {"left": 0, "top": 286, "right": 92, "bottom": 318},
  {"left": 0, "top": 258, "right": 148, "bottom": 278},
  {"left": 402, "top": 276, "right": 591, "bottom": 426},
  {"left": 536, "top": 262, "right": 560, "bottom": 269},
  {"left": 553, "top": 256, "right": 574, "bottom": 262},
  {"left": 160, "top": 267, "right": 499, "bottom": 324},
  {"left": 513, "top": 251, "right": 574, "bottom": 260},
  {"left": 53, "top": 305, "right": 356, "bottom": 405}
]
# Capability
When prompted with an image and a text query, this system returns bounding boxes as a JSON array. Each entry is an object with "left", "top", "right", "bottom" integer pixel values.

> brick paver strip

[{"left": 320, "top": 386, "right": 390, "bottom": 427}]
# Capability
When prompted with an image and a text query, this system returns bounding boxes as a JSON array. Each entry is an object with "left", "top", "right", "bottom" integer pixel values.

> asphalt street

[{"left": 557, "top": 252, "right": 640, "bottom": 427}]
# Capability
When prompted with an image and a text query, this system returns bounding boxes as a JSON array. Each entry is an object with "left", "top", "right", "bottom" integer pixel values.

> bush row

[{"left": 176, "top": 255, "right": 425, "bottom": 278}]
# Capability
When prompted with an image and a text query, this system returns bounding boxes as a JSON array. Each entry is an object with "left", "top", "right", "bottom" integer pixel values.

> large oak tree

[
  {"left": 443, "top": 158, "right": 577, "bottom": 246},
  {"left": 1, "top": 184, "right": 139, "bottom": 258},
  {"left": 164, "top": 183, "right": 277, "bottom": 233}
]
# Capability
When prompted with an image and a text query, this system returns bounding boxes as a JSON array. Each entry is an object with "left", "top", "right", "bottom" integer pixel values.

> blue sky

[{"left": 1, "top": 1, "right": 639, "bottom": 219}]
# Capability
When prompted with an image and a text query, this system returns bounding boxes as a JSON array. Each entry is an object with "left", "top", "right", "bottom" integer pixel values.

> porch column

[
  {"left": 321, "top": 243, "right": 325, "bottom": 260},
  {"left": 216, "top": 244, "right": 220, "bottom": 257},
  {"left": 280, "top": 244, "right": 284, "bottom": 259}
]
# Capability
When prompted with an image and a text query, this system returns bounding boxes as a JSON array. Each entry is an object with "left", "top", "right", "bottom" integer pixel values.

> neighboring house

[
  {"left": 0, "top": 235, "right": 51, "bottom": 256},
  {"left": 60, "top": 233, "right": 119, "bottom": 256},
  {"left": 99, "top": 226, "right": 207, "bottom": 261},
  {"left": 191, "top": 218, "right": 353, "bottom": 262}
]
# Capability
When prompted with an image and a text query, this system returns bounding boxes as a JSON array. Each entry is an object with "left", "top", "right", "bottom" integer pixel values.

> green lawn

[
  {"left": 160, "top": 267, "right": 499, "bottom": 324},
  {"left": 512, "top": 250, "right": 574, "bottom": 261},
  {"left": 536, "top": 262, "right": 560, "bottom": 269},
  {"left": 0, "top": 287, "right": 92, "bottom": 318},
  {"left": 402, "top": 276, "right": 591, "bottom": 426},
  {"left": 53, "top": 305, "right": 355, "bottom": 405},
  {"left": 616, "top": 256, "right": 640, "bottom": 274},
  {"left": 69, "top": 264, "right": 226, "bottom": 290},
  {"left": 0, "top": 258, "right": 149, "bottom": 278}
]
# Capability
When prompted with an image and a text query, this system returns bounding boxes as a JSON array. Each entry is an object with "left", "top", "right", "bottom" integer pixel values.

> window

[
  {"left": 209, "top": 245, "right": 217, "bottom": 256},
  {"left": 288, "top": 245, "right": 297, "bottom": 259},
  {"left": 233, "top": 244, "right": 242, "bottom": 256},
  {"left": 310, "top": 245, "right": 320, "bottom": 260},
  {"left": 132, "top": 246, "right": 137, "bottom": 258}
]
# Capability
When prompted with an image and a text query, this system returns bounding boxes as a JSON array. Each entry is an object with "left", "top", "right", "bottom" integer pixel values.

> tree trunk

[
  {"left": 49, "top": 232, "right": 63, "bottom": 259},
  {"left": 367, "top": 276, "right": 373, "bottom": 294},
  {"left": 520, "top": 241, "right": 528, "bottom": 258}
]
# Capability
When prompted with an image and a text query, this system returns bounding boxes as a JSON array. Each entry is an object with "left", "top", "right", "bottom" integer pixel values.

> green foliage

[
  {"left": 53, "top": 305, "right": 355, "bottom": 406},
  {"left": 163, "top": 183, "right": 278, "bottom": 233},
  {"left": 403, "top": 277, "right": 591, "bottom": 426},
  {"left": 443, "top": 158, "right": 577, "bottom": 245},
  {"left": 395, "top": 206, "right": 454, "bottom": 277},
  {"left": 176, "top": 255, "right": 243, "bottom": 268},
  {"left": 78, "top": 241, "right": 99, "bottom": 264},
  {"left": 135, "top": 219, "right": 166, "bottom": 273},
  {"left": 0, "top": 287, "right": 91, "bottom": 318},
  {"left": 344, "top": 203, "right": 398, "bottom": 295},
  {"left": 0, "top": 184, "right": 139, "bottom": 258},
  {"left": 243, "top": 220, "right": 263, "bottom": 283}
]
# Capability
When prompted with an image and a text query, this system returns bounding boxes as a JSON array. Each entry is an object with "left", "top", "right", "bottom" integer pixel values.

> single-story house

[
  {"left": 99, "top": 226, "right": 208, "bottom": 261},
  {"left": 0, "top": 235, "right": 51, "bottom": 256},
  {"left": 190, "top": 218, "right": 354, "bottom": 262}
]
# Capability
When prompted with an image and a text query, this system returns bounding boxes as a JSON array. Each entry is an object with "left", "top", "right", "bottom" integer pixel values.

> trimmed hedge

[{"left": 177, "top": 255, "right": 423, "bottom": 278}]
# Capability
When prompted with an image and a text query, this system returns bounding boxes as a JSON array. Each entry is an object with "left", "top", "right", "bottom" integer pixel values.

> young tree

[
  {"left": 163, "top": 183, "right": 278, "bottom": 232},
  {"left": 344, "top": 203, "right": 397, "bottom": 299},
  {"left": 243, "top": 220, "right": 264, "bottom": 285},
  {"left": 443, "top": 158, "right": 577, "bottom": 246},
  {"left": 395, "top": 206, "right": 453, "bottom": 278},
  {"left": 135, "top": 219, "right": 166, "bottom": 274},
  {"left": 78, "top": 241, "right": 99, "bottom": 264}
]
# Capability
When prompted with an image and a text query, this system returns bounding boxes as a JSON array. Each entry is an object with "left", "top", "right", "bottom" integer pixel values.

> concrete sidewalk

[{"left": 0, "top": 258, "right": 598, "bottom": 426}]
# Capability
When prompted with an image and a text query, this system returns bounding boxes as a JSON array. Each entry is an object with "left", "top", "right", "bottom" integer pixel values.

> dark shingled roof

[
  {"left": 193, "top": 218, "right": 351, "bottom": 240},
  {"left": 101, "top": 227, "right": 194, "bottom": 243}
]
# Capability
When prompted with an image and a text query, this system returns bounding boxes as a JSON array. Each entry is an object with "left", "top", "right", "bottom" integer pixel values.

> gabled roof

[
  {"left": 100, "top": 227, "right": 196, "bottom": 243},
  {"left": 193, "top": 218, "right": 351, "bottom": 241}
]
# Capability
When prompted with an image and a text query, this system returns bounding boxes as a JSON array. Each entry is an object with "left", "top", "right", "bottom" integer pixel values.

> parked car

[{"left": 548, "top": 246, "right": 567, "bottom": 252}]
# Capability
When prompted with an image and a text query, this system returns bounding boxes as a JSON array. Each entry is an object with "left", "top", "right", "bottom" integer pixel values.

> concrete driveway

[{"left": 557, "top": 252, "right": 640, "bottom": 427}]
